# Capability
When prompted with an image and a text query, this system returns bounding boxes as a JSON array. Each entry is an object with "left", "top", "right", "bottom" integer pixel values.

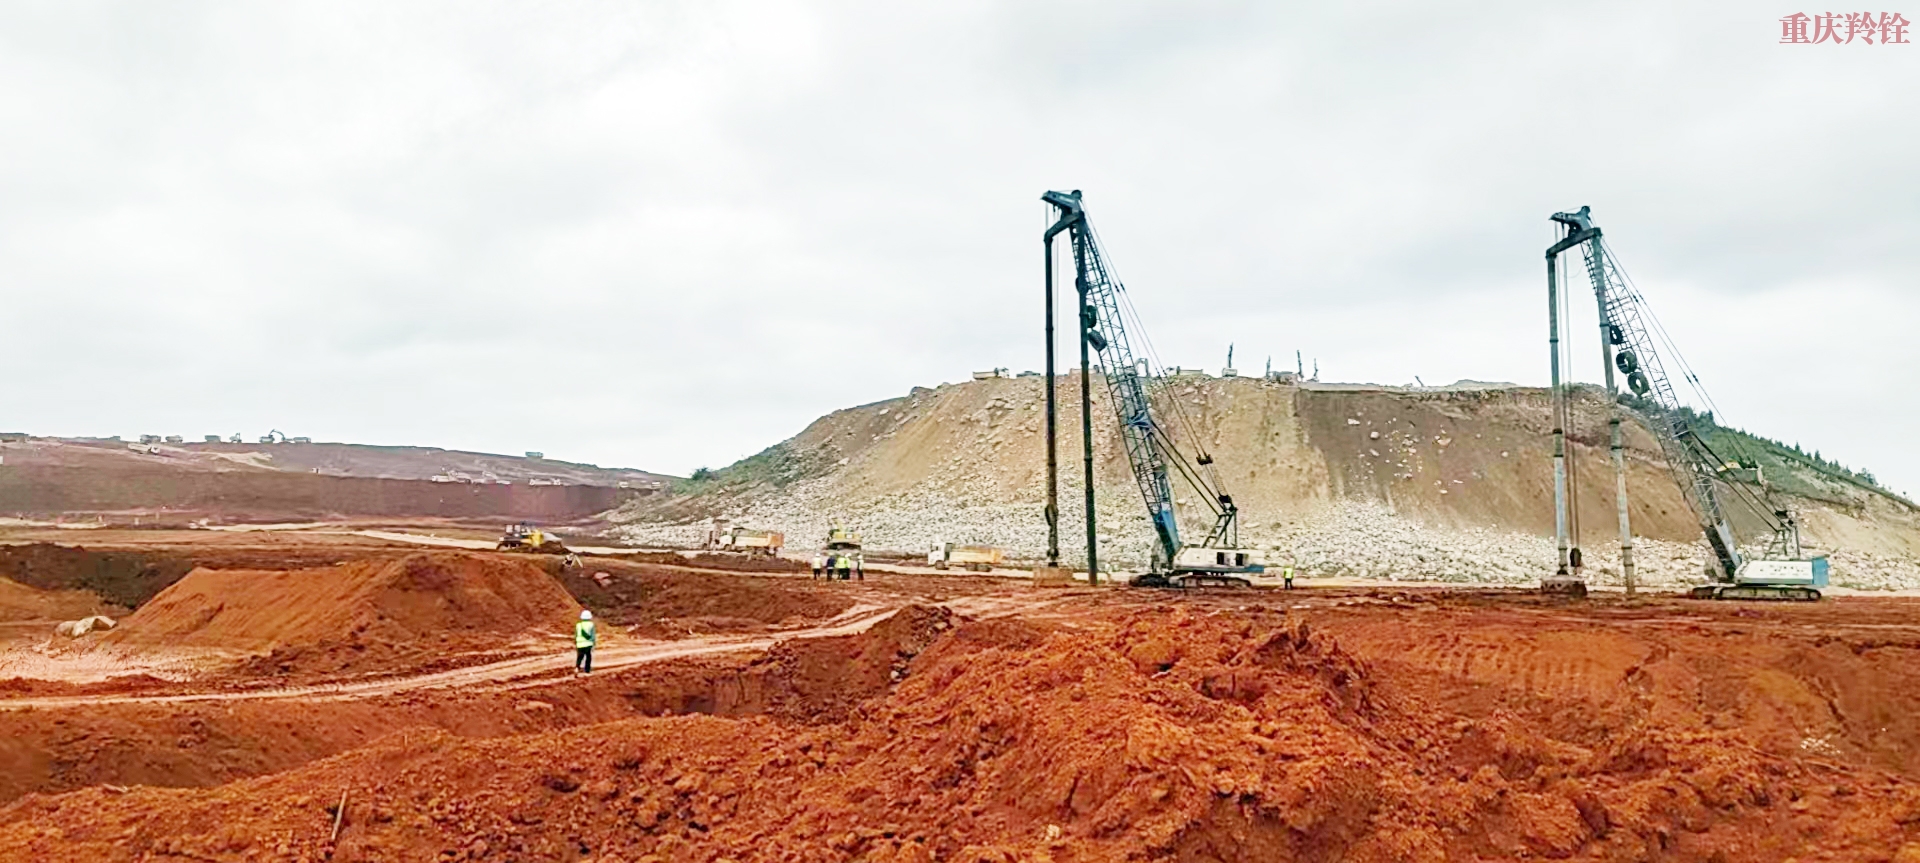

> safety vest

[{"left": 575, "top": 620, "right": 597, "bottom": 648}]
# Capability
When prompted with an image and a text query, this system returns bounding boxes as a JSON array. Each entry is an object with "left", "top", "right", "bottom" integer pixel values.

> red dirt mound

[
  {"left": 0, "top": 542, "right": 397, "bottom": 610},
  {"left": 624, "top": 604, "right": 958, "bottom": 723},
  {"left": 0, "top": 577, "right": 108, "bottom": 622},
  {"left": 553, "top": 561, "right": 854, "bottom": 635},
  {"left": 0, "top": 543, "right": 193, "bottom": 609},
  {"left": 0, "top": 608, "right": 954, "bottom": 806},
  {"left": 107, "top": 552, "right": 581, "bottom": 675},
  {"left": 9, "top": 606, "right": 1916, "bottom": 861}
]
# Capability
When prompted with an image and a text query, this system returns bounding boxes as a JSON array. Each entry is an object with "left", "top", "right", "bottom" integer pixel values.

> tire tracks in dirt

[
  {"left": 0, "top": 591, "right": 1078, "bottom": 711},
  {"left": 0, "top": 605, "right": 904, "bottom": 710}
]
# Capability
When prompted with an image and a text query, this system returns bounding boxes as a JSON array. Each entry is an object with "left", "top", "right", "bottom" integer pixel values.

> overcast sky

[{"left": 3, "top": 2, "right": 1915, "bottom": 494}]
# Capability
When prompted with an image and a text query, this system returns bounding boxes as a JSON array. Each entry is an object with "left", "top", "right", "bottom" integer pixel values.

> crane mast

[
  {"left": 1547, "top": 206, "right": 1825, "bottom": 600},
  {"left": 1042, "top": 190, "right": 1255, "bottom": 585}
]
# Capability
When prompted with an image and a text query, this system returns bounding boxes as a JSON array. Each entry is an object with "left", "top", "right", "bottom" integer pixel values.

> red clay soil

[
  {"left": 622, "top": 605, "right": 957, "bottom": 724},
  {"left": 106, "top": 552, "right": 581, "bottom": 676},
  {"left": 0, "top": 542, "right": 412, "bottom": 610},
  {"left": 7, "top": 605, "right": 1920, "bottom": 861},
  {"left": 0, "top": 676, "right": 635, "bottom": 807},
  {"left": 0, "top": 463, "right": 631, "bottom": 522},
  {"left": 0, "top": 577, "right": 110, "bottom": 622},
  {"left": 0, "top": 606, "right": 956, "bottom": 806},
  {"left": 553, "top": 560, "right": 854, "bottom": 636},
  {"left": 607, "top": 550, "right": 809, "bottom": 574},
  {"left": 0, "top": 543, "right": 198, "bottom": 609},
  {"left": 1313, "top": 594, "right": 1920, "bottom": 783}
]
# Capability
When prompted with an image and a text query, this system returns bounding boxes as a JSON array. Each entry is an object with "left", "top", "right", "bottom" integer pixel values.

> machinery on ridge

[
  {"left": 1546, "top": 206, "right": 1826, "bottom": 601},
  {"left": 497, "top": 522, "right": 568, "bottom": 555},
  {"left": 1042, "top": 190, "right": 1265, "bottom": 588}
]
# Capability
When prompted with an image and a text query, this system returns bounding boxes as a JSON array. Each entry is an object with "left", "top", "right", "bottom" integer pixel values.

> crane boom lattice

[
  {"left": 1547, "top": 206, "right": 1825, "bottom": 600},
  {"left": 1043, "top": 190, "right": 1257, "bottom": 585}
]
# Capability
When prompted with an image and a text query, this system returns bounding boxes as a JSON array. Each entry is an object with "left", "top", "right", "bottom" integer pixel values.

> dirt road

[{"left": 0, "top": 604, "right": 903, "bottom": 710}]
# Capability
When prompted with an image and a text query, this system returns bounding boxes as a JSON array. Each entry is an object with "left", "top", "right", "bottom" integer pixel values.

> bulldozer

[{"left": 497, "top": 522, "right": 568, "bottom": 554}]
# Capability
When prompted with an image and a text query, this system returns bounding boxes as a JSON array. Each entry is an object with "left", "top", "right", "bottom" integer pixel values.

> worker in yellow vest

[
  {"left": 574, "top": 609, "right": 597, "bottom": 674},
  {"left": 1283, "top": 564, "right": 1295, "bottom": 590}
]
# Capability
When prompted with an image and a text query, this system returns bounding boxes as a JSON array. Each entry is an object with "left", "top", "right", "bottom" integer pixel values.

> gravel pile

[{"left": 615, "top": 493, "right": 1918, "bottom": 590}]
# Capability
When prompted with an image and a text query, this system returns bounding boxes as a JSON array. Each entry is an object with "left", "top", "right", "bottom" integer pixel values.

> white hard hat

[{"left": 580, "top": 610, "right": 593, "bottom": 621}]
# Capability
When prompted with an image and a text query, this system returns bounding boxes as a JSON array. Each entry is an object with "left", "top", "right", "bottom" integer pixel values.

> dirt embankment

[
  {"left": 612, "top": 376, "right": 1920, "bottom": 587},
  {"left": 0, "top": 542, "right": 421, "bottom": 611},
  {"left": 0, "top": 465, "right": 635, "bottom": 523},
  {"left": 0, "top": 544, "right": 855, "bottom": 689},
  {"left": 551, "top": 559, "right": 851, "bottom": 637},
  {"left": 612, "top": 377, "right": 1712, "bottom": 549},
  {"left": 107, "top": 552, "right": 582, "bottom": 676},
  {"left": 0, "top": 578, "right": 106, "bottom": 623},
  {"left": 604, "top": 550, "right": 810, "bottom": 574},
  {"left": 0, "top": 604, "right": 954, "bottom": 807},
  {"left": 0, "top": 437, "right": 671, "bottom": 487},
  {"left": 0, "top": 544, "right": 197, "bottom": 610},
  {"left": 622, "top": 604, "right": 957, "bottom": 723},
  {"left": 6, "top": 602, "right": 1920, "bottom": 861},
  {"left": 1318, "top": 594, "right": 1920, "bottom": 781}
]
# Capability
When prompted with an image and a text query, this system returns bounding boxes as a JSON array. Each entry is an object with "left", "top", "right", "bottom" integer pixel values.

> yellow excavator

[{"left": 497, "top": 523, "right": 568, "bottom": 554}]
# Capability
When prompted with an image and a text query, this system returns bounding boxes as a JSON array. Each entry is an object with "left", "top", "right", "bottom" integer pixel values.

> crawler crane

[
  {"left": 1043, "top": 190, "right": 1265, "bottom": 588},
  {"left": 1548, "top": 206, "right": 1827, "bottom": 601}
]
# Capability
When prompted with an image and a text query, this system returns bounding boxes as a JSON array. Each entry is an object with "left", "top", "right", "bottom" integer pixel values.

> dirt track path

[{"left": 0, "top": 605, "right": 902, "bottom": 711}]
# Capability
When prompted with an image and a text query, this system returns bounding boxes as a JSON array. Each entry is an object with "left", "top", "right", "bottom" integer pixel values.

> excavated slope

[
  {"left": 9, "top": 605, "right": 1920, "bottom": 861},
  {"left": 105, "top": 552, "right": 582, "bottom": 671},
  {"left": 612, "top": 376, "right": 1920, "bottom": 589}
]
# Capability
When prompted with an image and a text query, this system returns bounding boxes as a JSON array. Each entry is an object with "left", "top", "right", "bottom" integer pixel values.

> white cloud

[{"left": 1, "top": 1, "right": 1914, "bottom": 494}]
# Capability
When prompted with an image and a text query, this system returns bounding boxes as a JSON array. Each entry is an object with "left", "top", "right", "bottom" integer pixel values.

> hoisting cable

[{"left": 1092, "top": 220, "right": 1229, "bottom": 506}]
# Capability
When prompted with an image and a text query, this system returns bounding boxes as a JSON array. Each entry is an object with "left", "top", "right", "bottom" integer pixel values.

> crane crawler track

[{"left": 1689, "top": 585, "right": 1821, "bottom": 602}]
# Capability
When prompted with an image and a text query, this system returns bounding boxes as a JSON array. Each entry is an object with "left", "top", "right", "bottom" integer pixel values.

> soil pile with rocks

[
  {"left": 0, "top": 577, "right": 106, "bottom": 623},
  {"left": 8, "top": 605, "right": 1917, "bottom": 861},
  {"left": 611, "top": 375, "right": 1920, "bottom": 590},
  {"left": 106, "top": 552, "right": 580, "bottom": 675},
  {"left": 554, "top": 561, "right": 853, "bottom": 636},
  {"left": 624, "top": 604, "right": 957, "bottom": 723}
]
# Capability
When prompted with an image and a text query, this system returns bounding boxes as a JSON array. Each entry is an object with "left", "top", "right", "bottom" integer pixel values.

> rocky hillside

[{"left": 609, "top": 376, "right": 1920, "bottom": 590}]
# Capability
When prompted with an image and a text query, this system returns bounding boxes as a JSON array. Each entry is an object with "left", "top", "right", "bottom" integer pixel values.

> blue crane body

[
  {"left": 1549, "top": 206, "right": 1826, "bottom": 601},
  {"left": 1043, "top": 190, "right": 1262, "bottom": 586}
]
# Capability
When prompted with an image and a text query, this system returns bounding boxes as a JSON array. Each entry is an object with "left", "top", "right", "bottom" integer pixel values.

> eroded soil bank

[{"left": 5, "top": 587, "right": 1920, "bottom": 861}]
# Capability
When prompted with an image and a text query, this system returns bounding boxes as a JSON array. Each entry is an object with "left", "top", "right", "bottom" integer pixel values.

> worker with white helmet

[{"left": 574, "top": 609, "right": 597, "bottom": 674}]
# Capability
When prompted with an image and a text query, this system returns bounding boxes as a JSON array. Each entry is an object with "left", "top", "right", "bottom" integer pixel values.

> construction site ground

[{"left": 4, "top": 525, "right": 1920, "bottom": 861}]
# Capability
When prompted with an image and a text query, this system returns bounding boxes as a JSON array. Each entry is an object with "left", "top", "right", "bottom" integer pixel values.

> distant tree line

[{"left": 1619, "top": 395, "right": 1885, "bottom": 492}]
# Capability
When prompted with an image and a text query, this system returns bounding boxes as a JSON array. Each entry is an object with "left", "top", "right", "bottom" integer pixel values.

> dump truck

[
  {"left": 928, "top": 543, "right": 1004, "bottom": 572},
  {"left": 716, "top": 527, "right": 784, "bottom": 556}
]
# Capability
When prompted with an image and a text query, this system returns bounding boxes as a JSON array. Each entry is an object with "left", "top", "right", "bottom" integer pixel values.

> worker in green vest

[
  {"left": 574, "top": 609, "right": 597, "bottom": 674},
  {"left": 1283, "top": 564, "right": 1295, "bottom": 590}
]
